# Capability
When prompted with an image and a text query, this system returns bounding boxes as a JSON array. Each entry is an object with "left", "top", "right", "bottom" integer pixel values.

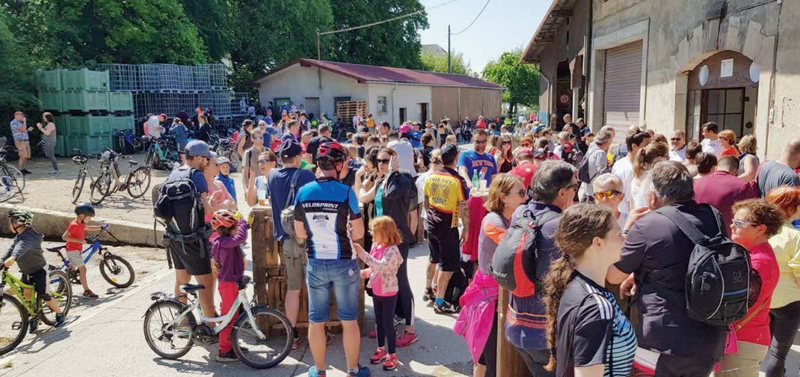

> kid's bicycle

[
  {"left": 143, "top": 276, "right": 292, "bottom": 369},
  {"left": 0, "top": 264, "right": 71, "bottom": 355},
  {"left": 46, "top": 225, "right": 135, "bottom": 288},
  {"left": 117, "top": 129, "right": 144, "bottom": 154},
  {"left": 71, "top": 148, "right": 101, "bottom": 204},
  {"left": 90, "top": 148, "right": 151, "bottom": 205}
]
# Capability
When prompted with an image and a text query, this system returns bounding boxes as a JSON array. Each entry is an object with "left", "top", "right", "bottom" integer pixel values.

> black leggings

[
  {"left": 393, "top": 243, "right": 415, "bottom": 326},
  {"left": 478, "top": 308, "right": 498, "bottom": 377},
  {"left": 374, "top": 295, "right": 398, "bottom": 354},
  {"left": 763, "top": 301, "right": 800, "bottom": 377},
  {"left": 516, "top": 347, "right": 555, "bottom": 377}
]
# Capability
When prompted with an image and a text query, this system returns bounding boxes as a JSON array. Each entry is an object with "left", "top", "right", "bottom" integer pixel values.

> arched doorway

[{"left": 685, "top": 50, "right": 759, "bottom": 141}]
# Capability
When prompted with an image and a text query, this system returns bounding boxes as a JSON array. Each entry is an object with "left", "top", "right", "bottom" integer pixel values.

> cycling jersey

[
  {"left": 424, "top": 167, "right": 468, "bottom": 229},
  {"left": 294, "top": 177, "right": 362, "bottom": 260}
]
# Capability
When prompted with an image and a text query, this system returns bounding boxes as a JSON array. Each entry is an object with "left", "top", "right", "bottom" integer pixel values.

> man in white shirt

[
  {"left": 146, "top": 113, "right": 164, "bottom": 138},
  {"left": 611, "top": 131, "right": 650, "bottom": 227},
  {"left": 352, "top": 111, "right": 363, "bottom": 128},
  {"left": 669, "top": 130, "right": 687, "bottom": 162},
  {"left": 700, "top": 122, "right": 723, "bottom": 158}
]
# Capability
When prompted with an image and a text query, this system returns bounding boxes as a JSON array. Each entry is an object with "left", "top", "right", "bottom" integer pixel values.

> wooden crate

[
  {"left": 251, "top": 207, "right": 366, "bottom": 334},
  {"left": 336, "top": 100, "right": 368, "bottom": 124}
]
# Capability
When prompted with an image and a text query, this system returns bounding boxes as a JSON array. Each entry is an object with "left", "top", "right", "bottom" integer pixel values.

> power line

[
  {"left": 451, "top": 0, "right": 491, "bottom": 35},
  {"left": 319, "top": 0, "right": 463, "bottom": 36}
]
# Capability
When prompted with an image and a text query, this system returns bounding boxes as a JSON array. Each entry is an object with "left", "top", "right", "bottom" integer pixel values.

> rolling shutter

[{"left": 603, "top": 41, "right": 643, "bottom": 143}]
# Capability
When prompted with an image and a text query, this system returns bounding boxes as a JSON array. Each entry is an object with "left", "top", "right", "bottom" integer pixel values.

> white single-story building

[{"left": 250, "top": 59, "right": 505, "bottom": 126}]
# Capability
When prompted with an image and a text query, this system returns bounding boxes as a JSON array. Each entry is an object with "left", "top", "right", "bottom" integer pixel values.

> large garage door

[{"left": 603, "top": 41, "right": 643, "bottom": 143}]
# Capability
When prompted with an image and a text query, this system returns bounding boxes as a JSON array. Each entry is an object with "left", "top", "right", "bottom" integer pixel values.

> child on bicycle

[
  {"left": 62, "top": 204, "right": 105, "bottom": 298},
  {"left": 354, "top": 216, "right": 404, "bottom": 371},
  {"left": 209, "top": 209, "right": 249, "bottom": 363},
  {"left": 4, "top": 209, "right": 66, "bottom": 331}
]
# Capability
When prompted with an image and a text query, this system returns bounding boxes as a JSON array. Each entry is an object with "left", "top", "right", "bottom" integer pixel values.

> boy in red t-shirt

[{"left": 62, "top": 204, "right": 105, "bottom": 298}]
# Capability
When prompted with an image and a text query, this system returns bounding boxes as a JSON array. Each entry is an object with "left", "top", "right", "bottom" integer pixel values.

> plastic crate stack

[{"left": 36, "top": 68, "right": 134, "bottom": 156}]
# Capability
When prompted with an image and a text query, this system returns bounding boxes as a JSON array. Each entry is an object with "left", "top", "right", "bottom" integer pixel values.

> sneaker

[
  {"left": 308, "top": 366, "right": 327, "bottom": 377},
  {"left": 28, "top": 317, "right": 38, "bottom": 333},
  {"left": 347, "top": 364, "right": 371, "bottom": 377},
  {"left": 83, "top": 290, "right": 99, "bottom": 299},
  {"left": 396, "top": 330, "right": 418, "bottom": 347},
  {"left": 433, "top": 301, "right": 459, "bottom": 314},
  {"left": 383, "top": 354, "right": 398, "bottom": 371},
  {"left": 422, "top": 288, "right": 434, "bottom": 302},
  {"left": 48, "top": 170, "right": 59, "bottom": 175},
  {"left": 370, "top": 347, "right": 388, "bottom": 364},
  {"left": 20, "top": 169, "right": 31, "bottom": 175},
  {"left": 54, "top": 313, "right": 66, "bottom": 328},
  {"left": 292, "top": 336, "right": 302, "bottom": 350},
  {"left": 216, "top": 350, "right": 238, "bottom": 363}
]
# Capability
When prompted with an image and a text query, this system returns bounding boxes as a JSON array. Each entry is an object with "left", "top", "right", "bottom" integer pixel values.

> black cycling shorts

[
  {"left": 22, "top": 268, "right": 50, "bottom": 301},
  {"left": 169, "top": 237, "right": 212, "bottom": 276},
  {"left": 428, "top": 225, "right": 459, "bottom": 272}
]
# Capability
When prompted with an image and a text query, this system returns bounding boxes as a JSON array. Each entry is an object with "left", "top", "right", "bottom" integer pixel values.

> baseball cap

[
  {"left": 399, "top": 124, "right": 411, "bottom": 134},
  {"left": 441, "top": 143, "right": 459, "bottom": 161},
  {"left": 280, "top": 138, "right": 303, "bottom": 159},
  {"left": 185, "top": 140, "right": 216, "bottom": 158}
]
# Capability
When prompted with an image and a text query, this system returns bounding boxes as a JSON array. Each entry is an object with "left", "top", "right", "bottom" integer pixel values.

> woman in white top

[{"left": 629, "top": 142, "right": 669, "bottom": 211}]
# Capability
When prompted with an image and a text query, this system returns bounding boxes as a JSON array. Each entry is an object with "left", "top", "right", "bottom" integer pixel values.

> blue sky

[{"left": 419, "top": 0, "right": 551, "bottom": 74}]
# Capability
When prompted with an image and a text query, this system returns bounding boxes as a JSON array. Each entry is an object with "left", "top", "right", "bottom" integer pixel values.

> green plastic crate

[
  {"left": 60, "top": 68, "right": 109, "bottom": 92},
  {"left": 110, "top": 114, "right": 135, "bottom": 133},
  {"left": 108, "top": 92, "right": 133, "bottom": 112},
  {"left": 62, "top": 91, "right": 109, "bottom": 112},
  {"left": 68, "top": 135, "right": 108, "bottom": 155},
  {"left": 66, "top": 115, "right": 111, "bottom": 136},
  {"left": 36, "top": 69, "right": 63, "bottom": 91},
  {"left": 39, "top": 90, "right": 64, "bottom": 112}
]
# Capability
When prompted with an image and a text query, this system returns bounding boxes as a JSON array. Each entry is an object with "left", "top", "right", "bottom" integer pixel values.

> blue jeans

[{"left": 306, "top": 259, "right": 360, "bottom": 323}]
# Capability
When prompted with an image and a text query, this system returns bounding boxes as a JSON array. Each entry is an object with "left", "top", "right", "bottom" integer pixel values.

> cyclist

[
  {"left": 3, "top": 209, "right": 66, "bottom": 331},
  {"left": 62, "top": 204, "right": 105, "bottom": 298},
  {"left": 294, "top": 142, "right": 370, "bottom": 377}
]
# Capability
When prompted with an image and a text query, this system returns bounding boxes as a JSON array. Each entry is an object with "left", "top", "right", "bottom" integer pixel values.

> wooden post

[
  {"left": 496, "top": 287, "right": 531, "bottom": 377},
  {"left": 252, "top": 207, "right": 269, "bottom": 309}
]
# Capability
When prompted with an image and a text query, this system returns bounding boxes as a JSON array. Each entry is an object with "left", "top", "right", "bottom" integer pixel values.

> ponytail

[
  {"left": 633, "top": 142, "right": 669, "bottom": 178},
  {"left": 543, "top": 254, "right": 576, "bottom": 371}
]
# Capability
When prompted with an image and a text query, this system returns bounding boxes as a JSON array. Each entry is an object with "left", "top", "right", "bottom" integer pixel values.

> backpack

[
  {"left": 577, "top": 148, "right": 606, "bottom": 184},
  {"left": 655, "top": 204, "right": 759, "bottom": 326},
  {"left": 153, "top": 168, "right": 212, "bottom": 261},
  {"left": 491, "top": 209, "right": 560, "bottom": 297},
  {"left": 279, "top": 170, "right": 302, "bottom": 238}
]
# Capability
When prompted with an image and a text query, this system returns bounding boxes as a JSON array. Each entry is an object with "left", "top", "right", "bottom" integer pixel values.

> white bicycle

[{"left": 142, "top": 276, "right": 292, "bottom": 369}]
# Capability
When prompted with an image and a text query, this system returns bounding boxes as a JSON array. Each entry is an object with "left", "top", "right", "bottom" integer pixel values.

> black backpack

[
  {"left": 491, "top": 209, "right": 560, "bottom": 297},
  {"left": 577, "top": 148, "right": 606, "bottom": 183},
  {"left": 154, "top": 168, "right": 211, "bottom": 262},
  {"left": 655, "top": 204, "right": 759, "bottom": 326}
]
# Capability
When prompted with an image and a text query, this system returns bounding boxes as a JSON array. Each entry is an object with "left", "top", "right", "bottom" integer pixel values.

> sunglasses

[
  {"left": 502, "top": 141, "right": 511, "bottom": 145},
  {"left": 258, "top": 159, "right": 273, "bottom": 164},
  {"left": 474, "top": 140, "right": 487, "bottom": 145},
  {"left": 506, "top": 189, "right": 526, "bottom": 198},
  {"left": 254, "top": 136, "right": 264, "bottom": 140},
  {"left": 563, "top": 183, "right": 578, "bottom": 192},
  {"left": 377, "top": 159, "right": 391, "bottom": 165},
  {"left": 594, "top": 190, "right": 622, "bottom": 200},
  {"left": 670, "top": 137, "right": 682, "bottom": 141},
  {"left": 732, "top": 219, "right": 757, "bottom": 228},
  {"left": 521, "top": 143, "right": 531, "bottom": 147}
]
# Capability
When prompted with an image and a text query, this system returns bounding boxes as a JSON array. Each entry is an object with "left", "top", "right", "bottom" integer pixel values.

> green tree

[
  {"left": 327, "top": 0, "right": 428, "bottom": 69},
  {"left": 179, "top": 0, "right": 234, "bottom": 62},
  {"left": 482, "top": 49, "right": 539, "bottom": 113},
  {"left": 420, "top": 51, "right": 473, "bottom": 76},
  {"left": 0, "top": 8, "right": 39, "bottom": 140},
  {"left": 227, "top": 0, "right": 333, "bottom": 90}
]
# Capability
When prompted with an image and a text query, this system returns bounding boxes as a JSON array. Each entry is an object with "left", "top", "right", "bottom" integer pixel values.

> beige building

[
  {"left": 250, "top": 59, "right": 504, "bottom": 126},
  {"left": 523, "top": 0, "right": 800, "bottom": 158}
]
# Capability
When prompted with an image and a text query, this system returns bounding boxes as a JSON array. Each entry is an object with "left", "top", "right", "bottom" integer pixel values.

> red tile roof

[{"left": 250, "top": 59, "right": 505, "bottom": 89}]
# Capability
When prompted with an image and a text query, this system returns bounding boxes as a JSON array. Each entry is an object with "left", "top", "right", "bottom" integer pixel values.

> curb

[{"left": 0, "top": 204, "right": 162, "bottom": 247}]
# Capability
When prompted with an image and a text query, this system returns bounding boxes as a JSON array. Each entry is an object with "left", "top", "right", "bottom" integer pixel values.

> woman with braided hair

[{"left": 543, "top": 203, "right": 636, "bottom": 377}]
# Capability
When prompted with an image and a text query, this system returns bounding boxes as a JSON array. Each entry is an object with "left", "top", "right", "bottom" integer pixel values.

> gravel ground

[{"left": 6, "top": 153, "right": 248, "bottom": 225}]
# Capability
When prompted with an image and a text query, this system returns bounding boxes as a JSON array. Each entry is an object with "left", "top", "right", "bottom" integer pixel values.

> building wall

[
  {"left": 256, "top": 65, "right": 366, "bottom": 121},
  {"left": 587, "top": 0, "right": 791, "bottom": 158},
  {"left": 366, "top": 83, "right": 432, "bottom": 126}
]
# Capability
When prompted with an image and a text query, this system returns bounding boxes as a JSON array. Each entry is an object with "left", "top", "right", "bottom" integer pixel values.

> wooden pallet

[{"left": 336, "top": 101, "right": 367, "bottom": 123}]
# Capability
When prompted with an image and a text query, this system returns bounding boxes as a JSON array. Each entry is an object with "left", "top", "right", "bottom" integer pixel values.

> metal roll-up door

[{"left": 603, "top": 41, "right": 643, "bottom": 143}]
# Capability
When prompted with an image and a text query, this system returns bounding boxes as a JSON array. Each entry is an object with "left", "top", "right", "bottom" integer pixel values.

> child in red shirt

[{"left": 62, "top": 204, "right": 105, "bottom": 298}]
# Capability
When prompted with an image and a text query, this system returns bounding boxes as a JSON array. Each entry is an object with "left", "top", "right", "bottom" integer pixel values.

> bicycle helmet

[
  {"left": 7, "top": 209, "right": 33, "bottom": 227},
  {"left": 210, "top": 210, "right": 238, "bottom": 230},
  {"left": 316, "top": 142, "right": 348, "bottom": 164},
  {"left": 75, "top": 203, "right": 95, "bottom": 217}
]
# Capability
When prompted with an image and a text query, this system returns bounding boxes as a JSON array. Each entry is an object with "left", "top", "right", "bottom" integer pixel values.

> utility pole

[
  {"left": 317, "top": 31, "right": 321, "bottom": 60},
  {"left": 447, "top": 24, "right": 451, "bottom": 73}
]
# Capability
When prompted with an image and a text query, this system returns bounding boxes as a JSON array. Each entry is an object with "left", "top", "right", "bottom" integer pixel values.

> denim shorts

[{"left": 306, "top": 258, "right": 360, "bottom": 323}]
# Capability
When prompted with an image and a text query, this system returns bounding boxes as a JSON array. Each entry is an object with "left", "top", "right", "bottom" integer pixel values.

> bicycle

[
  {"left": 45, "top": 225, "right": 135, "bottom": 289},
  {"left": 90, "top": 148, "right": 151, "bottom": 205},
  {"left": 214, "top": 137, "right": 239, "bottom": 172},
  {"left": 143, "top": 276, "right": 292, "bottom": 369},
  {"left": 0, "top": 144, "right": 25, "bottom": 203},
  {"left": 0, "top": 264, "right": 71, "bottom": 355},
  {"left": 71, "top": 148, "right": 101, "bottom": 204},
  {"left": 117, "top": 129, "right": 144, "bottom": 154},
  {"left": 143, "top": 136, "right": 181, "bottom": 171}
]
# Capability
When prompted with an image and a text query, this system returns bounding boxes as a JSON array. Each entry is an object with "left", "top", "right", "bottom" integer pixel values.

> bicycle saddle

[
  {"left": 127, "top": 160, "right": 138, "bottom": 166},
  {"left": 46, "top": 246, "right": 65, "bottom": 253},
  {"left": 180, "top": 284, "right": 205, "bottom": 293}
]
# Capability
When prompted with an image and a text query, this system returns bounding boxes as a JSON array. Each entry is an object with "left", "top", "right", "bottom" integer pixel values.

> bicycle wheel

[
  {"left": 39, "top": 270, "right": 72, "bottom": 326},
  {"left": 144, "top": 148, "right": 155, "bottom": 168},
  {"left": 0, "top": 294, "right": 28, "bottom": 355},
  {"left": 133, "top": 138, "right": 144, "bottom": 152},
  {"left": 99, "top": 254, "right": 135, "bottom": 288},
  {"left": 71, "top": 170, "right": 86, "bottom": 204},
  {"left": 126, "top": 167, "right": 151, "bottom": 199},
  {"left": 143, "top": 300, "right": 195, "bottom": 359},
  {"left": 3, "top": 165, "right": 25, "bottom": 192},
  {"left": 90, "top": 171, "right": 112, "bottom": 205},
  {"left": 232, "top": 306, "right": 293, "bottom": 369}
]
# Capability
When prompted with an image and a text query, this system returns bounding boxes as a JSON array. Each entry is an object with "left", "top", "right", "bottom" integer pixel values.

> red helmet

[
  {"left": 316, "top": 142, "right": 348, "bottom": 164},
  {"left": 210, "top": 210, "right": 237, "bottom": 230}
]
